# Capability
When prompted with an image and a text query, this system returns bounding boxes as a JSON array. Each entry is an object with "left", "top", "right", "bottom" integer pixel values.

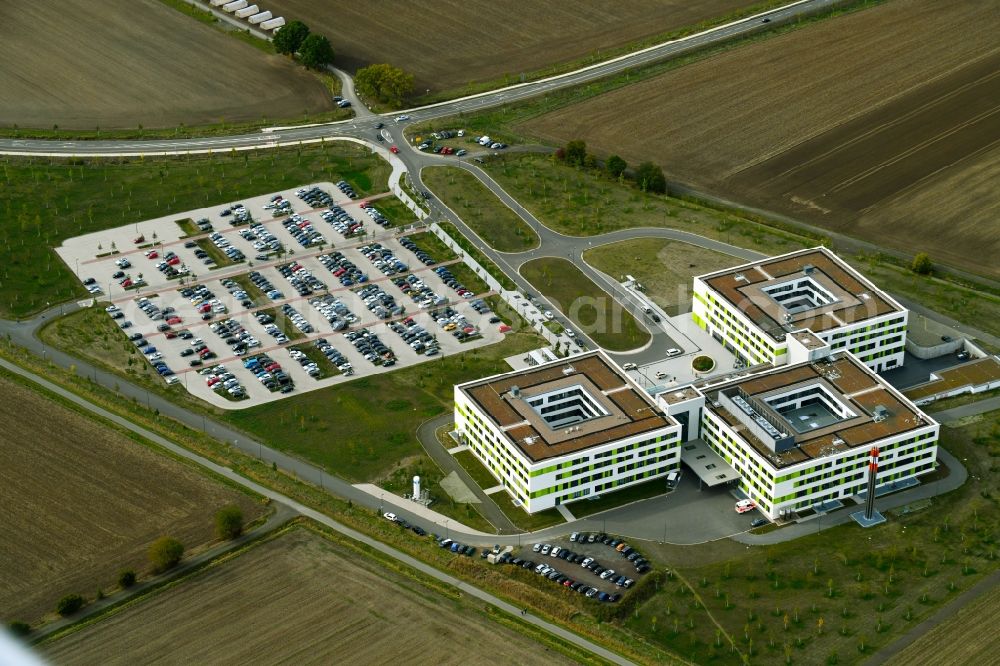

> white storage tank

[
  {"left": 222, "top": 0, "right": 247, "bottom": 12},
  {"left": 413, "top": 476, "right": 421, "bottom": 499},
  {"left": 235, "top": 5, "right": 259, "bottom": 18},
  {"left": 248, "top": 10, "right": 273, "bottom": 24},
  {"left": 210, "top": 0, "right": 228, "bottom": 6},
  {"left": 261, "top": 16, "right": 286, "bottom": 30}
]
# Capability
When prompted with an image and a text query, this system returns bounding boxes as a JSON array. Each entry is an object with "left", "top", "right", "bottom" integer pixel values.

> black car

[{"left": 750, "top": 518, "right": 769, "bottom": 528}]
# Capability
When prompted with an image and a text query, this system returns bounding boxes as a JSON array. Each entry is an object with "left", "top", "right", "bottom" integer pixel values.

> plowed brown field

[
  {"left": 0, "top": 0, "right": 333, "bottom": 129},
  {"left": 522, "top": 0, "right": 1000, "bottom": 278},
  {"left": 266, "top": 0, "right": 757, "bottom": 94},
  {"left": 45, "top": 528, "right": 575, "bottom": 665},
  {"left": 0, "top": 374, "right": 261, "bottom": 623}
]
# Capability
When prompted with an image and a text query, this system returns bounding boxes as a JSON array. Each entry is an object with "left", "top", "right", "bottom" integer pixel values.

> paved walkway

[{"left": 1, "top": 356, "right": 630, "bottom": 665}]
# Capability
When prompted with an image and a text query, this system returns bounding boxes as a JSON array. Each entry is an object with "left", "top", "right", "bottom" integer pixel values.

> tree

[
  {"left": 215, "top": 504, "right": 244, "bottom": 540},
  {"left": 583, "top": 153, "right": 598, "bottom": 169},
  {"left": 148, "top": 536, "right": 184, "bottom": 573},
  {"left": 564, "top": 140, "right": 587, "bottom": 166},
  {"left": 56, "top": 594, "right": 84, "bottom": 616},
  {"left": 606, "top": 154, "right": 627, "bottom": 178},
  {"left": 911, "top": 252, "right": 933, "bottom": 275},
  {"left": 118, "top": 569, "right": 137, "bottom": 588},
  {"left": 354, "top": 63, "right": 414, "bottom": 107},
  {"left": 635, "top": 161, "right": 667, "bottom": 194},
  {"left": 299, "top": 34, "right": 335, "bottom": 70},
  {"left": 273, "top": 20, "right": 310, "bottom": 55}
]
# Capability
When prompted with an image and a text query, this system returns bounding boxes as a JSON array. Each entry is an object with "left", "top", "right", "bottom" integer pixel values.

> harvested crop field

[
  {"left": 0, "top": 0, "right": 333, "bottom": 129},
  {"left": 883, "top": 581, "right": 1000, "bottom": 666},
  {"left": 0, "top": 373, "right": 261, "bottom": 624},
  {"left": 265, "top": 0, "right": 758, "bottom": 96},
  {"left": 522, "top": 0, "right": 1000, "bottom": 278},
  {"left": 45, "top": 527, "right": 574, "bottom": 665}
]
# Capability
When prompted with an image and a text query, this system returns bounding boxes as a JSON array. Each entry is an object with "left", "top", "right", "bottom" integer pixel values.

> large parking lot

[{"left": 59, "top": 185, "right": 507, "bottom": 408}]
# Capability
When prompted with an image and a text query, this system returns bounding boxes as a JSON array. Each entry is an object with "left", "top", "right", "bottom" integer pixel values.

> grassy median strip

[
  {"left": 403, "top": 231, "right": 458, "bottom": 262},
  {"left": 424, "top": 166, "right": 539, "bottom": 252},
  {"left": 437, "top": 222, "right": 516, "bottom": 291},
  {"left": 289, "top": 344, "right": 340, "bottom": 379},
  {"left": 194, "top": 238, "right": 238, "bottom": 269},
  {"left": 254, "top": 307, "right": 304, "bottom": 343},
  {"left": 520, "top": 257, "right": 650, "bottom": 352}
]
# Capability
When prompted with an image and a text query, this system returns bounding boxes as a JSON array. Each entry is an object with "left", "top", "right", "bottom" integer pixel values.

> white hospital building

[
  {"left": 692, "top": 247, "right": 908, "bottom": 373},
  {"left": 454, "top": 351, "right": 681, "bottom": 513}
]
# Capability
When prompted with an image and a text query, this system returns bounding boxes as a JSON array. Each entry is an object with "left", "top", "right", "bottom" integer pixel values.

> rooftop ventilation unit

[
  {"left": 803, "top": 264, "right": 815, "bottom": 274},
  {"left": 523, "top": 436, "right": 537, "bottom": 445},
  {"left": 734, "top": 273, "right": 748, "bottom": 282},
  {"left": 510, "top": 385, "right": 520, "bottom": 398},
  {"left": 873, "top": 405, "right": 889, "bottom": 422},
  {"left": 562, "top": 365, "right": 576, "bottom": 376},
  {"left": 859, "top": 292, "right": 871, "bottom": 301}
]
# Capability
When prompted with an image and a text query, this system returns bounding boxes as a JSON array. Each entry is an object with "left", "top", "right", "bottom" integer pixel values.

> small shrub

[
  {"left": 215, "top": 504, "right": 244, "bottom": 540},
  {"left": 148, "top": 536, "right": 184, "bottom": 573},
  {"left": 118, "top": 569, "right": 137, "bottom": 588},
  {"left": 7, "top": 621, "right": 31, "bottom": 637},
  {"left": 56, "top": 594, "right": 84, "bottom": 617}
]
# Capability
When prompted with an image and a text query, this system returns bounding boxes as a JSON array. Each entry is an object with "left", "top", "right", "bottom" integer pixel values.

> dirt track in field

[
  {"left": 521, "top": 0, "right": 1000, "bottom": 278},
  {"left": 0, "top": 374, "right": 261, "bottom": 623},
  {"left": 0, "top": 0, "right": 333, "bottom": 129},
  {"left": 45, "top": 528, "right": 573, "bottom": 665},
  {"left": 266, "top": 0, "right": 755, "bottom": 94}
]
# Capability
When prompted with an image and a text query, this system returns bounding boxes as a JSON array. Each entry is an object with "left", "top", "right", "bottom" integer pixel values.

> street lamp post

[{"left": 445, "top": 519, "right": 450, "bottom": 539}]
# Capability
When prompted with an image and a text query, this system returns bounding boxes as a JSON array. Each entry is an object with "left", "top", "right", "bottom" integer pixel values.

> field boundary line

[{"left": 32, "top": 511, "right": 300, "bottom": 646}]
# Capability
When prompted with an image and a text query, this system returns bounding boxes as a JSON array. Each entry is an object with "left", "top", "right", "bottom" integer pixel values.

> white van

[
  {"left": 478, "top": 135, "right": 492, "bottom": 146},
  {"left": 666, "top": 470, "right": 681, "bottom": 488}
]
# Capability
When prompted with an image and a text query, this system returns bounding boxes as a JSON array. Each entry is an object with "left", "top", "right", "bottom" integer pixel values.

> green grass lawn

[
  {"left": 484, "top": 154, "right": 812, "bottom": 252},
  {"left": 0, "top": 143, "right": 389, "bottom": 319},
  {"left": 288, "top": 343, "right": 340, "bottom": 380},
  {"left": 584, "top": 238, "right": 740, "bottom": 316},
  {"left": 423, "top": 166, "right": 539, "bottom": 252},
  {"left": 626, "top": 410, "right": 1000, "bottom": 665},
  {"left": 379, "top": 450, "right": 495, "bottom": 533},
  {"left": 223, "top": 329, "right": 543, "bottom": 483},
  {"left": 451, "top": 450, "right": 565, "bottom": 532},
  {"left": 520, "top": 257, "right": 650, "bottom": 351}
]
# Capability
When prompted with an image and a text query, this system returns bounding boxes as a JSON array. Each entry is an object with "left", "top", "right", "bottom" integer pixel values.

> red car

[
  {"left": 390, "top": 145, "right": 399, "bottom": 154},
  {"left": 165, "top": 331, "right": 178, "bottom": 339},
  {"left": 121, "top": 279, "right": 133, "bottom": 288},
  {"left": 146, "top": 250, "right": 158, "bottom": 260},
  {"left": 167, "top": 316, "right": 182, "bottom": 325},
  {"left": 133, "top": 235, "right": 145, "bottom": 244},
  {"left": 167, "top": 256, "right": 180, "bottom": 266}
]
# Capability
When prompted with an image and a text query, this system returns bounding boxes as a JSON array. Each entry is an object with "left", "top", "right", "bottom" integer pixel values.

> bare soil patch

[
  {"left": 0, "top": 0, "right": 333, "bottom": 129},
  {"left": 45, "top": 527, "right": 574, "bottom": 665},
  {"left": 522, "top": 0, "right": 1000, "bottom": 278},
  {"left": 0, "top": 374, "right": 261, "bottom": 624},
  {"left": 266, "top": 0, "right": 758, "bottom": 95}
]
